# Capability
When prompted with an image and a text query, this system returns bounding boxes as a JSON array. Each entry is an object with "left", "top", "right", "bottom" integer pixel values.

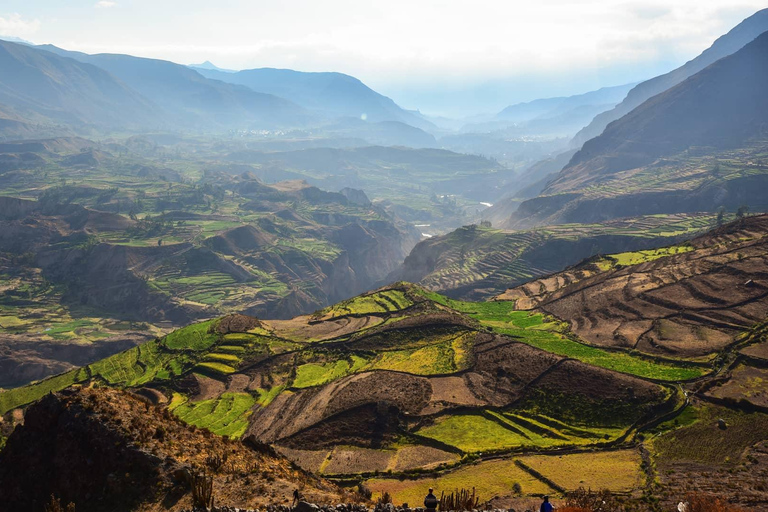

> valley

[
  {"left": 1, "top": 5, "right": 768, "bottom": 512},
  {"left": 2, "top": 215, "right": 768, "bottom": 509}
]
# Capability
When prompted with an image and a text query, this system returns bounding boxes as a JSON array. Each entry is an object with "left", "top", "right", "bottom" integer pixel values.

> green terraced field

[
  {"left": 0, "top": 368, "right": 87, "bottom": 415},
  {"left": 315, "top": 290, "right": 413, "bottom": 319},
  {"left": 163, "top": 320, "right": 219, "bottom": 351},
  {"left": 430, "top": 297, "right": 708, "bottom": 381},
  {"left": 293, "top": 356, "right": 370, "bottom": 388},
  {"left": 365, "top": 332, "right": 472, "bottom": 375},
  {"left": 169, "top": 392, "right": 255, "bottom": 438},
  {"left": 599, "top": 244, "right": 695, "bottom": 269},
  {"left": 416, "top": 410, "right": 625, "bottom": 454}
]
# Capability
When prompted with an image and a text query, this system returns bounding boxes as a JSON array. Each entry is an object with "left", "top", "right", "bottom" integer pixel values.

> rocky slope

[
  {"left": 390, "top": 214, "right": 719, "bottom": 300},
  {"left": 506, "top": 30, "right": 768, "bottom": 229},
  {"left": 571, "top": 8, "right": 768, "bottom": 148},
  {"left": 0, "top": 386, "right": 344, "bottom": 512},
  {"left": 499, "top": 214, "right": 768, "bottom": 358}
]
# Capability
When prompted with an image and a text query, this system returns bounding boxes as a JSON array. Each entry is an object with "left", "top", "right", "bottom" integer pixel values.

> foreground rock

[{"left": 0, "top": 387, "right": 344, "bottom": 512}]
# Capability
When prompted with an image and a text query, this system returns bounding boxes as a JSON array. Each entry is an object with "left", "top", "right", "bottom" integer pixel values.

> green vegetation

[
  {"left": 416, "top": 410, "right": 625, "bottom": 454},
  {"left": 315, "top": 290, "right": 413, "bottom": 320},
  {"left": 169, "top": 392, "right": 255, "bottom": 438},
  {"left": 293, "top": 356, "right": 369, "bottom": 388},
  {"left": 518, "top": 450, "right": 643, "bottom": 491},
  {"left": 0, "top": 368, "right": 86, "bottom": 415},
  {"left": 163, "top": 320, "right": 219, "bottom": 351},
  {"left": 651, "top": 405, "right": 768, "bottom": 464},
  {"left": 598, "top": 244, "right": 694, "bottom": 269},
  {"left": 416, "top": 291, "right": 708, "bottom": 381},
  {"left": 365, "top": 459, "right": 553, "bottom": 504}
]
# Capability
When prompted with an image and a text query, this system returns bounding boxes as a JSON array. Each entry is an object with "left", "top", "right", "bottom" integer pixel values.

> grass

[
  {"left": 651, "top": 405, "right": 768, "bottom": 465},
  {"left": 315, "top": 290, "right": 413, "bottom": 319},
  {"left": 435, "top": 297, "right": 707, "bottom": 381},
  {"left": 0, "top": 368, "right": 86, "bottom": 415},
  {"left": 365, "top": 459, "right": 554, "bottom": 504},
  {"left": 194, "top": 361, "right": 237, "bottom": 375},
  {"left": 169, "top": 392, "right": 255, "bottom": 438},
  {"left": 417, "top": 413, "right": 540, "bottom": 453},
  {"left": 163, "top": 320, "right": 219, "bottom": 351},
  {"left": 601, "top": 244, "right": 694, "bottom": 268},
  {"left": 416, "top": 410, "right": 625, "bottom": 454},
  {"left": 293, "top": 356, "right": 369, "bottom": 388},
  {"left": 518, "top": 450, "right": 643, "bottom": 492},
  {"left": 365, "top": 332, "right": 473, "bottom": 375}
]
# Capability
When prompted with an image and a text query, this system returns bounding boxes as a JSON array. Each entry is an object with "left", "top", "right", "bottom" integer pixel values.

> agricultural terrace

[
  {"left": 417, "top": 291, "right": 707, "bottom": 381},
  {"left": 365, "top": 449, "right": 643, "bottom": 504},
  {"left": 415, "top": 411, "right": 626, "bottom": 454},
  {"left": 0, "top": 319, "right": 281, "bottom": 416},
  {"left": 312, "top": 290, "right": 413, "bottom": 321}
]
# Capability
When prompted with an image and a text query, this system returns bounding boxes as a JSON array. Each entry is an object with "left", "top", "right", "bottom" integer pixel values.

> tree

[
  {"left": 716, "top": 206, "right": 725, "bottom": 226},
  {"left": 737, "top": 204, "right": 750, "bottom": 219}
]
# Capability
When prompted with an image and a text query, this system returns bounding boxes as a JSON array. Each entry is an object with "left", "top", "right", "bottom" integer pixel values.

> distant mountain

[
  {"left": 188, "top": 60, "right": 237, "bottom": 73},
  {"left": 571, "top": 8, "right": 768, "bottom": 148},
  {"left": 496, "top": 83, "right": 635, "bottom": 123},
  {"left": 0, "top": 40, "right": 162, "bottom": 132},
  {"left": 193, "top": 66, "right": 437, "bottom": 132},
  {"left": 460, "top": 83, "right": 635, "bottom": 137},
  {"left": 37, "top": 45, "right": 312, "bottom": 130},
  {"left": 506, "top": 31, "right": 768, "bottom": 228}
]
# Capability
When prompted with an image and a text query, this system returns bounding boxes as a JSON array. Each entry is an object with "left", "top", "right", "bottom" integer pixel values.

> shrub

[
  {"left": 44, "top": 495, "right": 75, "bottom": 512},
  {"left": 684, "top": 492, "right": 746, "bottom": 512},
  {"left": 566, "top": 488, "right": 620, "bottom": 512},
  {"left": 357, "top": 483, "right": 373, "bottom": 500},
  {"left": 439, "top": 488, "right": 480, "bottom": 512}
]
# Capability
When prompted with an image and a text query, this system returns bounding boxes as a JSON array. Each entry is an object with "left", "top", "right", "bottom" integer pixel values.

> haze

[{"left": 1, "top": 0, "right": 765, "bottom": 115}]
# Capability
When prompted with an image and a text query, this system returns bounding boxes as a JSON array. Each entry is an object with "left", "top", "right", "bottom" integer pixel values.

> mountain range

[
  {"left": 503, "top": 29, "right": 768, "bottom": 228},
  {"left": 570, "top": 7, "right": 768, "bottom": 148}
]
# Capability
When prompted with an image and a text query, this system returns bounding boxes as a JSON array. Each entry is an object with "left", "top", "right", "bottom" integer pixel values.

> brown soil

[
  {"left": 706, "top": 364, "right": 768, "bottom": 409},
  {"left": 274, "top": 446, "right": 330, "bottom": 473},
  {"left": 655, "top": 441, "right": 768, "bottom": 510},
  {"left": 0, "top": 387, "right": 344, "bottom": 512},
  {"left": 266, "top": 315, "right": 385, "bottom": 342},
  {"left": 507, "top": 215, "right": 768, "bottom": 357},
  {"left": 215, "top": 314, "right": 263, "bottom": 334},
  {"left": 390, "top": 445, "right": 460, "bottom": 471},
  {"left": 741, "top": 340, "right": 768, "bottom": 361},
  {"left": 248, "top": 372, "right": 432, "bottom": 444},
  {"left": 323, "top": 446, "right": 395, "bottom": 475}
]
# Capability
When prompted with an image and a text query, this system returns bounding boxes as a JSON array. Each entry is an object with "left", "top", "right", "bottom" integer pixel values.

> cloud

[
  {"left": 95, "top": 1, "right": 118, "bottom": 8},
  {"left": 0, "top": 13, "right": 40, "bottom": 37}
]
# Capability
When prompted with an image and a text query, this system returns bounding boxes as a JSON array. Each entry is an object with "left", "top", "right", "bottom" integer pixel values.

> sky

[{"left": 1, "top": 1, "right": 765, "bottom": 116}]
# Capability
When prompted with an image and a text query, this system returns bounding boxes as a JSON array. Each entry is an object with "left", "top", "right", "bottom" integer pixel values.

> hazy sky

[{"left": 1, "top": 1, "right": 765, "bottom": 116}]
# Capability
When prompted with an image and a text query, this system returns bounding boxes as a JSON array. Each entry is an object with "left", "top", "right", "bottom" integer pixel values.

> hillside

[
  {"left": 506, "top": 31, "right": 768, "bottom": 228},
  {"left": 193, "top": 66, "right": 437, "bottom": 133},
  {"left": 391, "top": 213, "right": 721, "bottom": 300},
  {"left": 0, "top": 136, "right": 425, "bottom": 388},
  {"left": 3, "top": 204, "right": 768, "bottom": 506},
  {"left": 499, "top": 214, "right": 768, "bottom": 358},
  {"left": 0, "top": 386, "right": 343, "bottom": 511},
  {"left": 224, "top": 145, "right": 510, "bottom": 232},
  {"left": 35, "top": 45, "right": 311, "bottom": 131},
  {"left": 571, "top": 8, "right": 768, "bottom": 147},
  {"left": 463, "top": 83, "right": 635, "bottom": 138},
  {"left": 0, "top": 40, "right": 162, "bottom": 132},
  {"left": 2, "top": 270, "right": 768, "bottom": 508}
]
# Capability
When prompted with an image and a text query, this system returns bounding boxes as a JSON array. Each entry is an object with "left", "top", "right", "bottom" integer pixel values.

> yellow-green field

[
  {"left": 366, "top": 459, "right": 554, "bottom": 505},
  {"left": 518, "top": 450, "right": 643, "bottom": 492}
]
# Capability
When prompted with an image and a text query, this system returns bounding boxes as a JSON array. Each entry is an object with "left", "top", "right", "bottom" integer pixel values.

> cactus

[{"left": 439, "top": 488, "right": 480, "bottom": 511}]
